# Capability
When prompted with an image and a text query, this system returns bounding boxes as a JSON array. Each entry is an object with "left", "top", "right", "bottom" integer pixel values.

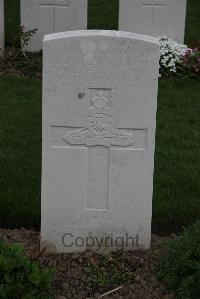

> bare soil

[{"left": 0, "top": 228, "right": 174, "bottom": 299}]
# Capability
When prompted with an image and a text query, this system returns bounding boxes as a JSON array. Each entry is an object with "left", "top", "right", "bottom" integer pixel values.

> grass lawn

[
  {"left": 0, "top": 75, "right": 41, "bottom": 229},
  {"left": 185, "top": 0, "right": 200, "bottom": 46},
  {"left": 4, "top": 0, "right": 20, "bottom": 45},
  {"left": 153, "top": 78, "right": 200, "bottom": 232},
  {"left": 0, "top": 0, "right": 200, "bottom": 231}
]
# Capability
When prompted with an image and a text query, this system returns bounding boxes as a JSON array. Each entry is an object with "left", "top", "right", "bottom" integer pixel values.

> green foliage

[
  {"left": 20, "top": 26, "right": 38, "bottom": 51},
  {"left": 6, "top": 26, "right": 37, "bottom": 55},
  {"left": 84, "top": 250, "right": 135, "bottom": 294},
  {"left": 156, "top": 220, "right": 200, "bottom": 299},
  {"left": 0, "top": 239, "right": 54, "bottom": 299},
  {"left": 0, "top": 26, "right": 41, "bottom": 78}
]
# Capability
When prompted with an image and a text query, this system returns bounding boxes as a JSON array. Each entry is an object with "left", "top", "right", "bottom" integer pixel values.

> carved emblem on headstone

[{"left": 63, "top": 89, "right": 134, "bottom": 147}]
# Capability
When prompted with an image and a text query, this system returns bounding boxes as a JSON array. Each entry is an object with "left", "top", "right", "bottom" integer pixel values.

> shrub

[
  {"left": 0, "top": 240, "right": 54, "bottom": 299},
  {"left": 159, "top": 37, "right": 200, "bottom": 78},
  {"left": 159, "top": 36, "right": 187, "bottom": 75},
  {"left": 5, "top": 26, "right": 37, "bottom": 59},
  {"left": 0, "top": 26, "right": 41, "bottom": 78},
  {"left": 181, "top": 46, "right": 200, "bottom": 77},
  {"left": 156, "top": 220, "right": 200, "bottom": 299}
]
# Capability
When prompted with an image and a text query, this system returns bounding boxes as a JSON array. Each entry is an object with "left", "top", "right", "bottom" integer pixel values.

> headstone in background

[
  {"left": 41, "top": 30, "right": 159, "bottom": 253},
  {"left": 0, "top": 0, "right": 4, "bottom": 55},
  {"left": 21, "top": 0, "right": 88, "bottom": 52},
  {"left": 119, "top": 0, "right": 187, "bottom": 43}
]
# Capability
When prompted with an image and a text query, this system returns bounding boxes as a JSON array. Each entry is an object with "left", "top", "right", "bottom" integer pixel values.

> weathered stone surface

[
  {"left": 119, "top": 0, "right": 187, "bottom": 43},
  {"left": 41, "top": 30, "right": 160, "bottom": 253},
  {"left": 0, "top": 0, "right": 4, "bottom": 54},
  {"left": 20, "top": 0, "right": 88, "bottom": 51}
]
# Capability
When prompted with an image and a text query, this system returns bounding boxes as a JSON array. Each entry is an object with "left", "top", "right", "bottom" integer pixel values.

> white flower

[{"left": 159, "top": 36, "right": 187, "bottom": 73}]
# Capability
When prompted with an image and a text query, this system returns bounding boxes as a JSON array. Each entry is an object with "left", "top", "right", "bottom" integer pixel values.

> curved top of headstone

[{"left": 43, "top": 30, "right": 159, "bottom": 45}]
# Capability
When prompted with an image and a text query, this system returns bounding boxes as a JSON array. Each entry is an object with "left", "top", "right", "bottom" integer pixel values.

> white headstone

[
  {"left": 119, "top": 0, "right": 187, "bottom": 43},
  {"left": 0, "top": 0, "right": 4, "bottom": 54},
  {"left": 41, "top": 30, "right": 159, "bottom": 253},
  {"left": 21, "top": 0, "right": 88, "bottom": 51}
]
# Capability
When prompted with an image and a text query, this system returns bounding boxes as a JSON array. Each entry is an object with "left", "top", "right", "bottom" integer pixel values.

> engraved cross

[
  {"left": 142, "top": 0, "right": 164, "bottom": 29},
  {"left": 39, "top": 0, "right": 69, "bottom": 32},
  {"left": 63, "top": 89, "right": 134, "bottom": 211}
]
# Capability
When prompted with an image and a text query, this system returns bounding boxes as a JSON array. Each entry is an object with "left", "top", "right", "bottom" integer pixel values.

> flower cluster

[
  {"left": 181, "top": 47, "right": 200, "bottom": 74},
  {"left": 160, "top": 36, "right": 187, "bottom": 74}
]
